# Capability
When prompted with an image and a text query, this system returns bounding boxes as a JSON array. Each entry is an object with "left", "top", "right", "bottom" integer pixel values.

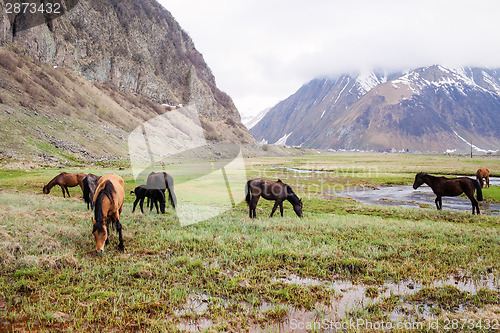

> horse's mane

[
  {"left": 94, "top": 180, "right": 116, "bottom": 230},
  {"left": 286, "top": 185, "right": 301, "bottom": 205}
]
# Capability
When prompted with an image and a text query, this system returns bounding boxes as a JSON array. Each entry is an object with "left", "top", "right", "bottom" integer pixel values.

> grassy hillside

[
  {"left": 0, "top": 154, "right": 499, "bottom": 331},
  {"left": 0, "top": 45, "right": 172, "bottom": 166}
]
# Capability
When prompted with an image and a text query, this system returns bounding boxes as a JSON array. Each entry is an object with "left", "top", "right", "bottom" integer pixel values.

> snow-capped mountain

[{"left": 250, "top": 66, "right": 500, "bottom": 152}]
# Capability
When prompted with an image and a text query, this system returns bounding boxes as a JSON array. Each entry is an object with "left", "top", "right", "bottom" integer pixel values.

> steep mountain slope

[
  {"left": 0, "top": 0, "right": 254, "bottom": 165},
  {"left": 251, "top": 72, "right": 393, "bottom": 145},
  {"left": 251, "top": 66, "right": 500, "bottom": 152}
]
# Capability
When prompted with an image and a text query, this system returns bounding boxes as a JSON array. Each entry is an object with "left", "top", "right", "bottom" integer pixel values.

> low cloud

[{"left": 162, "top": 0, "right": 500, "bottom": 115}]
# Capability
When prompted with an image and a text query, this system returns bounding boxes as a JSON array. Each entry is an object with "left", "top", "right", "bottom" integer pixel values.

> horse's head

[
  {"left": 413, "top": 172, "right": 426, "bottom": 190},
  {"left": 293, "top": 198, "right": 303, "bottom": 218},
  {"left": 42, "top": 185, "right": 50, "bottom": 194},
  {"left": 92, "top": 218, "right": 108, "bottom": 253}
]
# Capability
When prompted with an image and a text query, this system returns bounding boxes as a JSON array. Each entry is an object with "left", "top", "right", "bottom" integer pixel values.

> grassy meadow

[{"left": 0, "top": 153, "right": 499, "bottom": 332}]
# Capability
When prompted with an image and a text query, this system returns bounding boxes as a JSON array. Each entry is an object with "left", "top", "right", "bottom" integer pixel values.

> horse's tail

[
  {"left": 166, "top": 175, "right": 177, "bottom": 209},
  {"left": 245, "top": 180, "right": 252, "bottom": 205},
  {"left": 474, "top": 179, "right": 483, "bottom": 201},
  {"left": 82, "top": 177, "right": 91, "bottom": 209}
]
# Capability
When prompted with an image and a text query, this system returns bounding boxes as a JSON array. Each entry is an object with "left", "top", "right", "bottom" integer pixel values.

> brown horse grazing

[
  {"left": 146, "top": 172, "right": 177, "bottom": 212},
  {"left": 43, "top": 172, "right": 86, "bottom": 198},
  {"left": 476, "top": 168, "right": 490, "bottom": 188},
  {"left": 82, "top": 174, "right": 101, "bottom": 210},
  {"left": 245, "top": 178, "right": 303, "bottom": 218},
  {"left": 413, "top": 172, "right": 483, "bottom": 214},
  {"left": 92, "top": 174, "right": 125, "bottom": 253}
]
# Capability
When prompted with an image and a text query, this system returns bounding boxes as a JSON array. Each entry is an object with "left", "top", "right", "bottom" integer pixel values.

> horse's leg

[
  {"left": 154, "top": 198, "right": 159, "bottom": 214},
  {"left": 132, "top": 197, "right": 140, "bottom": 213},
  {"left": 279, "top": 201, "right": 284, "bottom": 217},
  {"left": 465, "top": 192, "right": 479, "bottom": 215},
  {"left": 65, "top": 186, "right": 71, "bottom": 198},
  {"left": 486, "top": 176, "right": 490, "bottom": 188},
  {"left": 115, "top": 217, "right": 124, "bottom": 252},
  {"left": 139, "top": 197, "right": 145, "bottom": 214},
  {"left": 60, "top": 185, "right": 66, "bottom": 198},
  {"left": 149, "top": 198, "right": 155, "bottom": 212},
  {"left": 250, "top": 196, "right": 259, "bottom": 218},
  {"left": 435, "top": 196, "right": 442, "bottom": 210},
  {"left": 270, "top": 201, "right": 279, "bottom": 217}
]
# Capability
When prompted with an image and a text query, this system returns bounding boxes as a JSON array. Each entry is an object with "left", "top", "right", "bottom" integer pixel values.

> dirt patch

[
  {"left": 36, "top": 236, "right": 61, "bottom": 254},
  {"left": 0, "top": 231, "right": 22, "bottom": 265},
  {"left": 19, "top": 253, "right": 79, "bottom": 270}
]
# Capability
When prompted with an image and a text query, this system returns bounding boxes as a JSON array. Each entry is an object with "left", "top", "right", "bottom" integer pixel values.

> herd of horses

[
  {"left": 42, "top": 167, "right": 491, "bottom": 252},
  {"left": 42, "top": 171, "right": 177, "bottom": 253}
]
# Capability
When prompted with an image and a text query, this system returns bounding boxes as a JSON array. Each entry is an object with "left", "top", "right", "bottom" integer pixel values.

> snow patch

[
  {"left": 482, "top": 71, "right": 500, "bottom": 96},
  {"left": 320, "top": 110, "right": 326, "bottom": 118},
  {"left": 453, "top": 131, "right": 498, "bottom": 153},
  {"left": 334, "top": 77, "right": 350, "bottom": 104},
  {"left": 244, "top": 108, "right": 271, "bottom": 129},
  {"left": 274, "top": 132, "right": 292, "bottom": 146},
  {"left": 356, "top": 72, "right": 385, "bottom": 94}
]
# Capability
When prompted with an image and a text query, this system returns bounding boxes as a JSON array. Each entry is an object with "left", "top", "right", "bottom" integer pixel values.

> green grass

[
  {"left": 483, "top": 186, "right": 500, "bottom": 202},
  {"left": 0, "top": 153, "right": 499, "bottom": 331}
]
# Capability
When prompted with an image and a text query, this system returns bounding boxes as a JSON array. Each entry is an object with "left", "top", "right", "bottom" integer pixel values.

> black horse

[
  {"left": 131, "top": 185, "right": 165, "bottom": 214},
  {"left": 146, "top": 172, "right": 177, "bottom": 210},
  {"left": 82, "top": 173, "right": 101, "bottom": 210},
  {"left": 413, "top": 172, "right": 483, "bottom": 214},
  {"left": 245, "top": 178, "right": 303, "bottom": 218}
]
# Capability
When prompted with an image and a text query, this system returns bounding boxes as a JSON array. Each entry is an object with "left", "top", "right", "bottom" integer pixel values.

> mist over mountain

[{"left": 251, "top": 66, "right": 500, "bottom": 153}]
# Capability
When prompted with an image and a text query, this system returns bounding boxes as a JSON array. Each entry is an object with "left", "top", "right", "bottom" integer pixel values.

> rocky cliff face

[
  {"left": 0, "top": 0, "right": 253, "bottom": 146},
  {"left": 251, "top": 66, "right": 500, "bottom": 153}
]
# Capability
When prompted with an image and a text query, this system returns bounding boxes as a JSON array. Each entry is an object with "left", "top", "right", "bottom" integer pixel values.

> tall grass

[{"left": 0, "top": 157, "right": 498, "bottom": 331}]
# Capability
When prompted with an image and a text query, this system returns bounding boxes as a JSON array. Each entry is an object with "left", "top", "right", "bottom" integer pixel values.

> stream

[{"left": 333, "top": 177, "right": 500, "bottom": 215}]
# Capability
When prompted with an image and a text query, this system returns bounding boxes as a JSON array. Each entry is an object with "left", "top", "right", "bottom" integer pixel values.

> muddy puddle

[
  {"left": 333, "top": 177, "right": 500, "bottom": 215},
  {"left": 176, "top": 273, "right": 499, "bottom": 332},
  {"left": 251, "top": 273, "right": 499, "bottom": 332}
]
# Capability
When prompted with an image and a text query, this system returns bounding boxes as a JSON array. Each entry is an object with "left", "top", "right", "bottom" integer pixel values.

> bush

[{"left": 0, "top": 51, "right": 18, "bottom": 71}]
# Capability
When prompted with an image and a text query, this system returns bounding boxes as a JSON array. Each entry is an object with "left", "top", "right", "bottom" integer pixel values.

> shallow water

[
  {"left": 177, "top": 272, "right": 499, "bottom": 332},
  {"left": 251, "top": 273, "right": 499, "bottom": 332},
  {"left": 333, "top": 177, "right": 500, "bottom": 215}
]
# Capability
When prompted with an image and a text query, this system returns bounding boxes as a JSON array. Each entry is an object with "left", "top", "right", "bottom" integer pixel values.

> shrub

[{"left": 0, "top": 51, "right": 17, "bottom": 71}]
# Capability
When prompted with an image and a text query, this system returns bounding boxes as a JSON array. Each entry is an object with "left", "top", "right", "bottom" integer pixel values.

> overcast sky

[{"left": 158, "top": 0, "right": 500, "bottom": 117}]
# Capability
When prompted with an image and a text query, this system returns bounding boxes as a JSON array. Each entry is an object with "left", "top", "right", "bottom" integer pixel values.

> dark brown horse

[
  {"left": 245, "top": 178, "right": 303, "bottom": 218},
  {"left": 146, "top": 172, "right": 177, "bottom": 212},
  {"left": 43, "top": 172, "right": 86, "bottom": 198},
  {"left": 82, "top": 174, "right": 101, "bottom": 210},
  {"left": 92, "top": 174, "right": 125, "bottom": 253},
  {"left": 413, "top": 172, "right": 483, "bottom": 214},
  {"left": 476, "top": 168, "right": 490, "bottom": 188}
]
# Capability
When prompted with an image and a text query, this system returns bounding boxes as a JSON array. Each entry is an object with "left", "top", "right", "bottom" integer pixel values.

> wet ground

[
  {"left": 333, "top": 177, "right": 500, "bottom": 215},
  {"left": 177, "top": 273, "right": 499, "bottom": 332}
]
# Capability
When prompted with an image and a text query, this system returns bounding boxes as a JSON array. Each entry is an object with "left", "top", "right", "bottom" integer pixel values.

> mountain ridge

[{"left": 251, "top": 65, "right": 500, "bottom": 153}]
